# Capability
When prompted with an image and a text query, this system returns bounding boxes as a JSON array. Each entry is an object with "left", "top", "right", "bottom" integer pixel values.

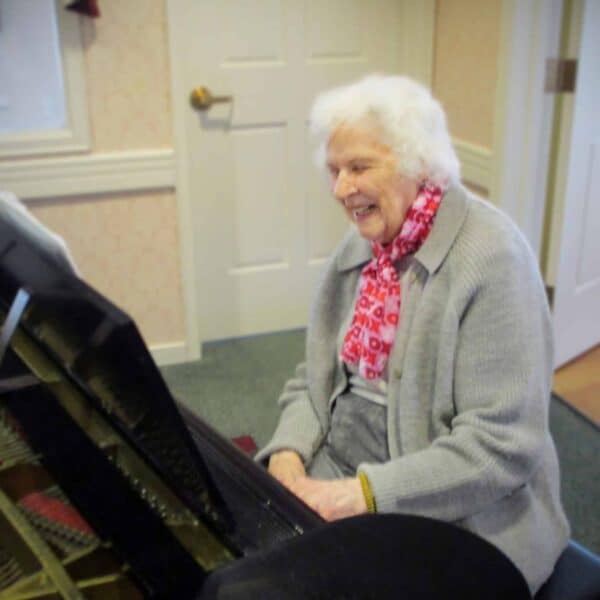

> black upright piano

[{"left": 0, "top": 204, "right": 532, "bottom": 599}]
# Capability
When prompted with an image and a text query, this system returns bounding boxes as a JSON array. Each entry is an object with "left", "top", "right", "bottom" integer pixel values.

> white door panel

[
  {"left": 553, "top": 0, "right": 600, "bottom": 367},
  {"left": 171, "top": 0, "right": 404, "bottom": 341}
]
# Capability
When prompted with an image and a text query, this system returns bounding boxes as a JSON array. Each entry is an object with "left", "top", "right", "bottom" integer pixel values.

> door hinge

[{"left": 545, "top": 58, "right": 577, "bottom": 93}]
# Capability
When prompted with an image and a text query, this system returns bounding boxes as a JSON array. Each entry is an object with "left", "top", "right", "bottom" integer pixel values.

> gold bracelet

[{"left": 357, "top": 470, "right": 377, "bottom": 513}]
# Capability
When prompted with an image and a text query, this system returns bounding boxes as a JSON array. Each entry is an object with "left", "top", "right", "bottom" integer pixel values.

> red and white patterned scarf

[{"left": 340, "top": 182, "right": 445, "bottom": 380}]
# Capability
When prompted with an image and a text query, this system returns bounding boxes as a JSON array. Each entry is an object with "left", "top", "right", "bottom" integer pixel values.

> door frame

[
  {"left": 166, "top": 0, "right": 436, "bottom": 360},
  {"left": 490, "top": 0, "right": 564, "bottom": 260},
  {"left": 546, "top": 0, "right": 599, "bottom": 367},
  {"left": 542, "top": 0, "right": 583, "bottom": 288}
]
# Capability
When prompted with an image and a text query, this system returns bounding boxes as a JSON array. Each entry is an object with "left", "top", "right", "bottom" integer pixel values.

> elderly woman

[{"left": 256, "top": 75, "right": 569, "bottom": 594}]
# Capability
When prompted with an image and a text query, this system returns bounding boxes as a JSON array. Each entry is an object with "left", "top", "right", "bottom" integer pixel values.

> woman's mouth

[{"left": 353, "top": 204, "right": 377, "bottom": 218}]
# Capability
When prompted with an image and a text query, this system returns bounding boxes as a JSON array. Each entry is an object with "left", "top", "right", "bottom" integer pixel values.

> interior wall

[
  {"left": 25, "top": 0, "right": 185, "bottom": 347},
  {"left": 432, "top": 0, "right": 502, "bottom": 194},
  {"left": 11, "top": 0, "right": 504, "bottom": 350},
  {"left": 80, "top": 1, "right": 172, "bottom": 152}
]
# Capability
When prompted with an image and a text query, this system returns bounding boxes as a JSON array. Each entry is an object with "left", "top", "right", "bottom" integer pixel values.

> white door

[
  {"left": 168, "top": 0, "right": 406, "bottom": 342},
  {"left": 552, "top": 0, "right": 600, "bottom": 367}
]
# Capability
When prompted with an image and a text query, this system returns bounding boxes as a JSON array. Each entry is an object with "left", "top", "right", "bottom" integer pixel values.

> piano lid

[
  {"left": 0, "top": 207, "right": 228, "bottom": 534},
  {"left": 0, "top": 200, "right": 322, "bottom": 598}
]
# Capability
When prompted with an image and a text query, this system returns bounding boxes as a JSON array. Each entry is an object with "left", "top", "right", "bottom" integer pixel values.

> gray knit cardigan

[{"left": 257, "top": 185, "right": 570, "bottom": 593}]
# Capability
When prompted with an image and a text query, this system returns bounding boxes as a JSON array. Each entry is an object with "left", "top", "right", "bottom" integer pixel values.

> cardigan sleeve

[
  {"left": 255, "top": 237, "right": 356, "bottom": 467},
  {"left": 255, "top": 362, "right": 324, "bottom": 465},
  {"left": 358, "top": 237, "right": 554, "bottom": 521}
]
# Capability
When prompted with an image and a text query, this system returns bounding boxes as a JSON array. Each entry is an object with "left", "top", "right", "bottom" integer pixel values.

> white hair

[{"left": 310, "top": 74, "right": 460, "bottom": 186}]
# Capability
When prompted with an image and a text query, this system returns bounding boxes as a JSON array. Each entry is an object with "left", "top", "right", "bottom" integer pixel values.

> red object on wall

[{"left": 66, "top": 0, "right": 100, "bottom": 18}]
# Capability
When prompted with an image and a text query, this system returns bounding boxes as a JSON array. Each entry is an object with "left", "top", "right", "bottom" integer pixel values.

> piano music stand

[
  {"left": 0, "top": 288, "right": 38, "bottom": 393},
  {"left": 0, "top": 288, "right": 30, "bottom": 367}
]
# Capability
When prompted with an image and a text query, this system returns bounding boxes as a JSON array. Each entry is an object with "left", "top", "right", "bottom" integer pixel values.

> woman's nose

[{"left": 333, "top": 171, "right": 356, "bottom": 200}]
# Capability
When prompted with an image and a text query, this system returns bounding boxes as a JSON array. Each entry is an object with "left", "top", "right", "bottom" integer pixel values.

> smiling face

[{"left": 326, "top": 124, "right": 420, "bottom": 245}]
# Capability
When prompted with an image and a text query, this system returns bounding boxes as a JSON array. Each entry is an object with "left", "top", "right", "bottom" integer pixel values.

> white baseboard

[
  {"left": 150, "top": 340, "right": 191, "bottom": 367},
  {"left": 454, "top": 138, "right": 492, "bottom": 191},
  {"left": 0, "top": 149, "right": 176, "bottom": 200}
]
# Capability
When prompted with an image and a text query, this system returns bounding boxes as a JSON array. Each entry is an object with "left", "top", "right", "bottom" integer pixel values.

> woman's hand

[
  {"left": 290, "top": 476, "right": 367, "bottom": 521},
  {"left": 268, "top": 450, "right": 306, "bottom": 489}
]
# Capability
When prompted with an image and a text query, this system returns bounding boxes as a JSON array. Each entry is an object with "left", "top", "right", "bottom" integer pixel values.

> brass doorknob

[{"left": 190, "top": 87, "right": 233, "bottom": 110}]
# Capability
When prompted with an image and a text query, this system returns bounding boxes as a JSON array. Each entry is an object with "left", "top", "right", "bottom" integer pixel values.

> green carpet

[{"left": 160, "top": 329, "right": 600, "bottom": 554}]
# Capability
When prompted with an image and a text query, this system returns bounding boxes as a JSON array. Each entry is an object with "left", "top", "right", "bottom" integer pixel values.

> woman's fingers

[
  {"left": 269, "top": 456, "right": 368, "bottom": 521},
  {"left": 268, "top": 450, "right": 306, "bottom": 488},
  {"left": 289, "top": 477, "right": 367, "bottom": 521}
]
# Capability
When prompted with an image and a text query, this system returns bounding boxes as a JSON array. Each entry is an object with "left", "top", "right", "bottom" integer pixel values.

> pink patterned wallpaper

[
  {"left": 29, "top": 191, "right": 185, "bottom": 345},
  {"left": 26, "top": 1, "right": 187, "bottom": 350},
  {"left": 80, "top": 0, "right": 173, "bottom": 151}
]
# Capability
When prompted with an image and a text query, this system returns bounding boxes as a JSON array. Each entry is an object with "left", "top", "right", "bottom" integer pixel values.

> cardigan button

[{"left": 393, "top": 368, "right": 402, "bottom": 379}]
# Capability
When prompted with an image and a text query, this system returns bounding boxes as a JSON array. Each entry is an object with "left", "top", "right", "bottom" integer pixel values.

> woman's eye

[
  {"left": 328, "top": 167, "right": 339, "bottom": 178},
  {"left": 351, "top": 164, "right": 367, "bottom": 173}
]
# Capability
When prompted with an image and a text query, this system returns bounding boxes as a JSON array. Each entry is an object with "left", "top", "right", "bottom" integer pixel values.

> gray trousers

[{"left": 307, "top": 391, "right": 390, "bottom": 479}]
